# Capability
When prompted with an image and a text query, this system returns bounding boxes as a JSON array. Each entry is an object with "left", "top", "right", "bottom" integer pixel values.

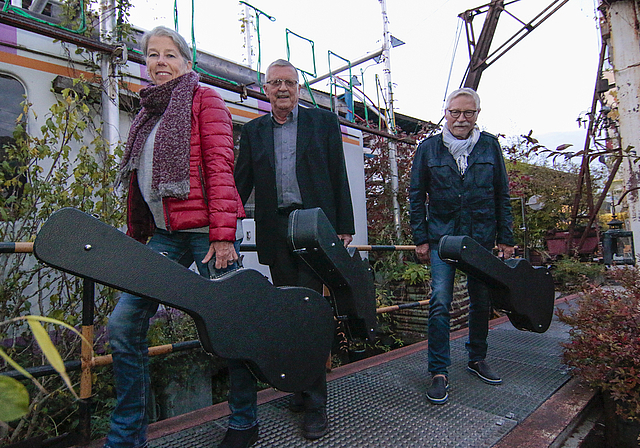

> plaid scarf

[{"left": 119, "top": 71, "right": 199, "bottom": 199}]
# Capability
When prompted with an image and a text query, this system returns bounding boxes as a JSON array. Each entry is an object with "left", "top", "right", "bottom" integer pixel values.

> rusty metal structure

[{"left": 459, "top": 0, "right": 639, "bottom": 259}]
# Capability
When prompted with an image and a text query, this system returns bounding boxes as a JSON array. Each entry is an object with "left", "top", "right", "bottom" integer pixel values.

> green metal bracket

[
  {"left": 285, "top": 28, "right": 317, "bottom": 78},
  {"left": 169, "top": 0, "right": 239, "bottom": 86},
  {"left": 240, "top": 1, "right": 275, "bottom": 94},
  {"left": 328, "top": 50, "right": 354, "bottom": 121},
  {"left": 285, "top": 28, "right": 318, "bottom": 107},
  {"left": 300, "top": 71, "right": 318, "bottom": 108}
]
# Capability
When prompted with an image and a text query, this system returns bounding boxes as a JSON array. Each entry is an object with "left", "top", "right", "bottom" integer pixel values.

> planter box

[{"left": 388, "top": 280, "right": 470, "bottom": 336}]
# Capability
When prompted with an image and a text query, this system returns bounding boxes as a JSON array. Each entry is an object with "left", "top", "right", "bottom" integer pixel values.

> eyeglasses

[
  {"left": 447, "top": 109, "right": 477, "bottom": 119},
  {"left": 266, "top": 79, "right": 298, "bottom": 88}
]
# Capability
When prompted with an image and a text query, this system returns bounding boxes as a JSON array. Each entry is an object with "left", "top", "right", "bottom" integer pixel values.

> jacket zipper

[{"left": 198, "top": 165, "right": 208, "bottom": 207}]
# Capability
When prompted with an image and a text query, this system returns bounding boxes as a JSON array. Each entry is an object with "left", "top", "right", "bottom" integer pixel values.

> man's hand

[
  {"left": 203, "top": 241, "right": 238, "bottom": 269},
  {"left": 338, "top": 234, "right": 353, "bottom": 247},
  {"left": 497, "top": 243, "right": 515, "bottom": 259},
  {"left": 415, "top": 243, "right": 431, "bottom": 264}
]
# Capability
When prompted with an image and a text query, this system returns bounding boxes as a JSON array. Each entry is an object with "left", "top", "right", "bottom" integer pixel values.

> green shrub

[{"left": 552, "top": 258, "right": 605, "bottom": 292}]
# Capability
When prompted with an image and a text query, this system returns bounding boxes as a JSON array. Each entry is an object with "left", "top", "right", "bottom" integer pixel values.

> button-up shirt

[{"left": 272, "top": 105, "right": 302, "bottom": 208}]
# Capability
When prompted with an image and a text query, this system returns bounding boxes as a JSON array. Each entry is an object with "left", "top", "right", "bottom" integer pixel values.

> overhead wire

[{"left": 442, "top": 16, "right": 463, "bottom": 114}]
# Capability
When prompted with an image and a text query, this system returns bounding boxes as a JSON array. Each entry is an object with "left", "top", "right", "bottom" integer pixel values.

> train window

[
  {"left": 0, "top": 74, "right": 27, "bottom": 204},
  {"left": 0, "top": 74, "right": 25, "bottom": 138}
]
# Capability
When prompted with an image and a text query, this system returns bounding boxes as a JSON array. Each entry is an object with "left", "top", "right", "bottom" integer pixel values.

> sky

[{"left": 128, "top": 0, "right": 602, "bottom": 155}]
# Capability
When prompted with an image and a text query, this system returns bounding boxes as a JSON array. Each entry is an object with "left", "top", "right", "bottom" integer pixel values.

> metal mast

[
  {"left": 379, "top": 0, "right": 401, "bottom": 241},
  {"left": 243, "top": 3, "right": 253, "bottom": 68},
  {"left": 99, "top": 0, "right": 119, "bottom": 153}
]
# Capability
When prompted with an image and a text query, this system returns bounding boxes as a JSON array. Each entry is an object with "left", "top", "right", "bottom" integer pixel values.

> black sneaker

[
  {"left": 302, "top": 407, "right": 329, "bottom": 440},
  {"left": 426, "top": 374, "right": 449, "bottom": 404},
  {"left": 468, "top": 360, "right": 502, "bottom": 384},
  {"left": 218, "top": 425, "right": 259, "bottom": 448}
]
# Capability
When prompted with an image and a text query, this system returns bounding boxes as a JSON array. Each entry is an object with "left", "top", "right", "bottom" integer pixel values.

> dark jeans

[
  {"left": 105, "top": 230, "right": 241, "bottom": 448},
  {"left": 227, "top": 217, "right": 328, "bottom": 429},
  {"left": 428, "top": 249, "right": 491, "bottom": 376}
]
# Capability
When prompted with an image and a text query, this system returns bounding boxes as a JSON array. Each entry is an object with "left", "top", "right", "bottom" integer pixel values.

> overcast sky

[{"left": 128, "top": 0, "right": 601, "bottom": 153}]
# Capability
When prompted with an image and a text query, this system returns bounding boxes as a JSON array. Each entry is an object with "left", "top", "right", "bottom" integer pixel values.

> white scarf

[{"left": 442, "top": 124, "right": 481, "bottom": 175}]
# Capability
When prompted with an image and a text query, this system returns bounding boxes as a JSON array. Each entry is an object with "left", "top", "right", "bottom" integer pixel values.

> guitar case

[
  {"left": 33, "top": 208, "right": 335, "bottom": 392},
  {"left": 288, "top": 208, "right": 377, "bottom": 342},
  {"left": 438, "top": 235, "right": 555, "bottom": 333}
]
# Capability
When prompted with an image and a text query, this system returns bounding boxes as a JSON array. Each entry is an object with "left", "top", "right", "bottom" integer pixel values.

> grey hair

[
  {"left": 445, "top": 88, "right": 481, "bottom": 111},
  {"left": 140, "top": 26, "right": 192, "bottom": 65},
  {"left": 266, "top": 59, "right": 299, "bottom": 82}
]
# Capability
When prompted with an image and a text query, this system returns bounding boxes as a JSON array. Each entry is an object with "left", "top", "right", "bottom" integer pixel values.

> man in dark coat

[
  {"left": 222, "top": 59, "right": 354, "bottom": 448},
  {"left": 409, "top": 87, "right": 515, "bottom": 406}
]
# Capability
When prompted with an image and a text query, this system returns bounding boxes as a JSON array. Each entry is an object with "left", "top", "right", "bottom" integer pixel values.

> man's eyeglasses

[
  {"left": 447, "top": 109, "right": 477, "bottom": 119},
  {"left": 266, "top": 79, "right": 298, "bottom": 88}
]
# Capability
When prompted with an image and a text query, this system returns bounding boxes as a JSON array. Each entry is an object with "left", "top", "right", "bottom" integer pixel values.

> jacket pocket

[
  {"left": 427, "top": 160, "right": 455, "bottom": 190},
  {"left": 471, "top": 161, "right": 495, "bottom": 189}
]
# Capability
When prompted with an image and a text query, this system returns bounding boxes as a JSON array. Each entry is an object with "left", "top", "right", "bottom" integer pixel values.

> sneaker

[
  {"left": 302, "top": 407, "right": 329, "bottom": 440},
  {"left": 426, "top": 374, "right": 449, "bottom": 404},
  {"left": 468, "top": 360, "right": 502, "bottom": 384},
  {"left": 218, "top": 425, "right": 259, "bottom": 448}
]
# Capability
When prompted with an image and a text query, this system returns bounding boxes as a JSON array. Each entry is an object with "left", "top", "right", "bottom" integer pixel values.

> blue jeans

[
  {"left": 428, "top": 249, "right": 491, "bottom": 376},
  {"left": 105, "top": 230, "right": 243, "bottom": 448}
]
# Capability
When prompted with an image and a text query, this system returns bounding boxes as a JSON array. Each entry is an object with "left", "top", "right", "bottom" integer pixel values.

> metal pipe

[
  {"left": 99, "top": 0, "right": 119, "bottom": 153},
  {"left": 78, "top": 279, "right": 95, "bottom": 445},
  {"left": 377, "top": 299, "right": 430, "bottom": 314},
  {"left": 239, "top": 244, "right": 417, "bottom": 252},
  {"left": 0, "top": 340, "right": 202, "bottom": 380},
  {"left": 379, "top": 0, "right": 401, "bottom": 241},
  {"left": 308, "top": 49, "right": 383, "bottom": 86},
  {"left": 0, "top": 242, "right": 34, "bottom": 253},
  {"left": 350, "top": 245, "right": 416, "bottom": 251}
]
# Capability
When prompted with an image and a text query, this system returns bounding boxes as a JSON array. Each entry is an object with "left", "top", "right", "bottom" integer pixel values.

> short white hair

[
  {"left": 265, "top": 59, "right": 299, "bottom": 82},
  {"left": 445, "top": 88, "right": 481, "bottom": 110}
]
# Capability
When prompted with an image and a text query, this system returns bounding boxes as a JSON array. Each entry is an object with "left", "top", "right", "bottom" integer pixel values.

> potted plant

[{"left": 557, "top": 266, "right": 640, "bottom": 448}]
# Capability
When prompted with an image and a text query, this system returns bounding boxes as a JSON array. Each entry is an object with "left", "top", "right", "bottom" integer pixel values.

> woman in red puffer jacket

[{"left": 105, "top": 25, "right": 245, "bottom": 448}]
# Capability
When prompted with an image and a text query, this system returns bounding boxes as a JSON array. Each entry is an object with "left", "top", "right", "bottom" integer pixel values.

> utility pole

[
  {"left": 99, "top": 0, "right": 120, "bottom": 153},
  {"left": 603, "top": 0, "right": 640, "bottom": 256},
  {"left": 243, "top": 3, "right": 253, "bottom": 68},
  {"left": 379, "top": 0, "right": 402, "bottom": 241}
]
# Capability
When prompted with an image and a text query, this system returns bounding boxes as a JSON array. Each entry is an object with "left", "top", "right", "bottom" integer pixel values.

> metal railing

[{"left": 0, "top": 241, "right": 425, "bottom": 446}]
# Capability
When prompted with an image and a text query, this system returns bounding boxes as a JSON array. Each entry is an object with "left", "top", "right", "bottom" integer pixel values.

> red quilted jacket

[{"left": 126, "top": 84, "right": 245, "bottom": 243}]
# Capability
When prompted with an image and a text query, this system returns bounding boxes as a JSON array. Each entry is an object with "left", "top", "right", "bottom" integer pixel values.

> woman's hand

[{"left": 203, "top": 241, "right": 238, "bottom": 269}]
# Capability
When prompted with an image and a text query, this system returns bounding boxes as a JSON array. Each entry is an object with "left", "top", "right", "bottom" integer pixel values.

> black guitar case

[
  {"left": 33, "top": 208, "right": 335, "bottom": 392},
  {"left": 288, "top": 208, "right": 377, "bottom": 342},
  {"left": 438, "top": 235, "right": 555, "bottom": 333}
]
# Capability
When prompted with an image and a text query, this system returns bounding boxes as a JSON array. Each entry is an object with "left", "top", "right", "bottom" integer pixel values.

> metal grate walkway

[{"left": 138, "top": 305, "right": 574, "bottom": 448}]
